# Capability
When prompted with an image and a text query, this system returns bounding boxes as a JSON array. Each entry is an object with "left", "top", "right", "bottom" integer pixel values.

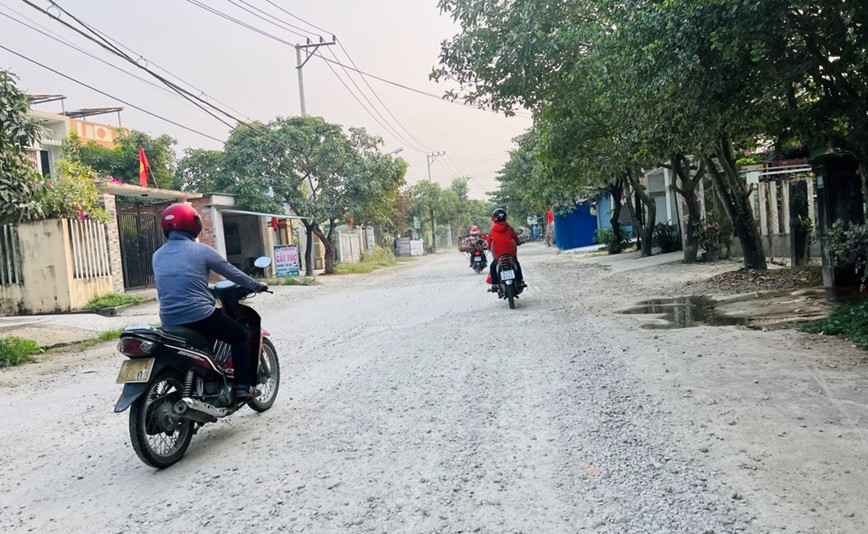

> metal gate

[{"left": 117, "top": 203, "right": 167, "bottom": 289}]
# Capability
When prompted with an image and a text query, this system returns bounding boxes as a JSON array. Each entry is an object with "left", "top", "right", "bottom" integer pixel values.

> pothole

[{"left": 620, "top": 289, "right": 841, "bottom": 330}]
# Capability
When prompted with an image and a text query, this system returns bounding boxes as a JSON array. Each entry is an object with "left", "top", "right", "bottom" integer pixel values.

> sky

[{"left": 0, "top": 0, "right": 533, "bottom": 199}]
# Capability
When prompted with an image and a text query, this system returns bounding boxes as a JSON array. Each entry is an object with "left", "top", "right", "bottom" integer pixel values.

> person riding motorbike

[
  {"left": 152, "top": 203, "right": 268, "bottom": 399},
  {"left": 467, "top": 225, "right": 487, "bottom": 267},
  {"left": 485, "top": 208, "right": 525, "bottom": 292}
]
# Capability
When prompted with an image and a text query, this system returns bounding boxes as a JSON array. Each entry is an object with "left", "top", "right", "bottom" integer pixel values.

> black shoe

[
  {"left": 487, "top": 286, "right": 498, "bottom": 293},
  {"left": 233, "top": 385, "right": 261, "bottom": 400}
]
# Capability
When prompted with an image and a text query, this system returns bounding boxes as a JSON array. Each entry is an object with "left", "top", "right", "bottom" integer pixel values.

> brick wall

[
  {"left": 190, "top": 198, "right": 217, "bottom": 249},
  {"left": 100, "top": 193, "right": 125, "bottom": 292}
]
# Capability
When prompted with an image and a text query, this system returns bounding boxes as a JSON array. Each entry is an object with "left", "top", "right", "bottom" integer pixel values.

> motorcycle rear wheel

[
  {"left": 505, "top": 284, "right": 516, "bottom": 309},
  {"left": 248, "top": 337, "right": 280, "bottom": 413},
  {"left": 129, "top": 369, "right": 193, "bottom": 468}
]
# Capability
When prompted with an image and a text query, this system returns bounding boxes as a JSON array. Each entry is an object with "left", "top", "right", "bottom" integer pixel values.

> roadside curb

[{"left": 80, "top": 296, "right": 157, "bottom": 318}]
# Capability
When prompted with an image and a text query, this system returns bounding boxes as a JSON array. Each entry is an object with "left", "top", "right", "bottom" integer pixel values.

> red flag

[
  {"left": 138, "top": 146, "right": 151, "bottom": 187},
  {"left": 270, "top": 217, "right": 279, "bottom": 231}
]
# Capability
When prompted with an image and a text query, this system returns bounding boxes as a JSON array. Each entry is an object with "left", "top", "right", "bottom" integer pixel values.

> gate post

[{"left": 100, "top": 192, "right": 125, "bottom": 293}]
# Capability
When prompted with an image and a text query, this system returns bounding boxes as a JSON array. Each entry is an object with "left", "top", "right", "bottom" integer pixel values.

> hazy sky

[{"left": 1, "top": 0, "right": 533, "bottom": 199}]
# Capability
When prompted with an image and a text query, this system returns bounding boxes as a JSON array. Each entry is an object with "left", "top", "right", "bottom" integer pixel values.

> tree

[
  {"left": 436, "top": 0, "right": 769, "bottom": 267},
  {"left": 0, "top": 70, "right": 44, "bottom": 223},
  {"left": 40, "top": 159, "right": 110, "bottom": 223},
  {"left": 65, "top": 129, "right": 177, "bottom": 188},
  {"left": 410, "top": 180, "right": 444, "bottom": 250},
  {"left": 224, "top": 116, "right": 404, "bottom": 274},
  {"left": 174, "top": 148, "right": 226, "bottom": 193}
]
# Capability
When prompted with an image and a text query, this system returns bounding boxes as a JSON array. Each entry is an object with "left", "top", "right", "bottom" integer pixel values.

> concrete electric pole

[
  {"left": 295, "top": 38, "right": 337, "bottom": 116},
  {"left": 426, "top": 151, "right": 446, "bottom": 181}
]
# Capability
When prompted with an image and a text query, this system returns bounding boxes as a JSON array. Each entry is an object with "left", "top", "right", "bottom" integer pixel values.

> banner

[{"left": 273, "top": 244, "right": 300, "bottom": 276}]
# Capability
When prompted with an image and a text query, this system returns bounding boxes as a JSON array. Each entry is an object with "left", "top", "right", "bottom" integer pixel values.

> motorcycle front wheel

[
  {"left": 248, "top": 337, "right": 280, "bottom": 413},
  {"left": 129, "top": 369, "right": 193, "bottom": 468}
]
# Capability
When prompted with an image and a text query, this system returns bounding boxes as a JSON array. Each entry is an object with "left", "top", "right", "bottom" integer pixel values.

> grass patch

[
  {"left": 333, "top": 247, "right": 414, "bottom": 275},
  {"left": 83, "top": 293, "right": 143, "bottom": 310},
  {"left": 261, "top": 276, "right": 320, "bottom": 286},
  {"left": 0, "top": 336, "right": 40, "bottom": 367},
  {"left": 50, "top": 328, "right": 125, "bottom": 353},
  {"left": 801, "top": 301, "right": 868, "bottom": 350}
]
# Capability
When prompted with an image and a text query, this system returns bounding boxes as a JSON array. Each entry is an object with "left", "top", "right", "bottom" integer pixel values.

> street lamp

[{"left": 388, "top": 147, "right": 404, "bottom": 155}]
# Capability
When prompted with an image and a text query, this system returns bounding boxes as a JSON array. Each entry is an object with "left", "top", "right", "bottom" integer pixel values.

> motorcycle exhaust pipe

[{"left": 173, "top": 397, "right": 226, "bottom": 423}]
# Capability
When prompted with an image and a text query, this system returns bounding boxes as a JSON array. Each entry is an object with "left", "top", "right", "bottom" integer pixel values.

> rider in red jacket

[{"left": 486, "top": 208, "right": 525, "bottom": 291}]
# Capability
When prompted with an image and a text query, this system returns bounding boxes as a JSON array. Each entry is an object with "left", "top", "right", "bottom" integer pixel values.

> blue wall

[{"left": 554, "top": 204, "right": 598, "bottom": 250}]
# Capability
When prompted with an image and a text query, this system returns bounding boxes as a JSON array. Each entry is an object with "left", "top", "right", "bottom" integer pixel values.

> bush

[
  {"left": 83, "top": 293, "right": 143, "bottom": 310},
  {"left": 826, "top": 221, "right": 868, "bottom": 287},
  {"left": 802, "top": 301, "right": 868, "bottom": 350},
  {"left": 594, "top": 227, "right": 629, "bottom": 254},
  {"left": 653, "top": 222, "right": 682, "bottom": 253},
  {"left": 0, "top": 336, "right": 40, "bottom": 367}
]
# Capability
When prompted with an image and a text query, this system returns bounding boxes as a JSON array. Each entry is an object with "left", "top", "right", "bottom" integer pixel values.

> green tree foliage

[
  {"left": 174, "top": 148, "right": 226, "bottom": 193},
  {"left": 0, "top": 70, "right": 44, "bottom": 223},
  {"left": 39, "top": 159, "right": 110, "bottom": 223},
  {"left": 436, "top": 0, "right": 785, "bottom": 266},
  {"left": 223, "top": 116, "right": 405, "bottom": 274},
  {"left": 64, "top": 129, "right": 177, "bottom": 188}
]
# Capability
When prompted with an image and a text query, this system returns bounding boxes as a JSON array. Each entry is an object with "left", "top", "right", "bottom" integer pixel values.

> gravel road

[{"left": 1, "top": 244, "right": 866, "bottom": 533}]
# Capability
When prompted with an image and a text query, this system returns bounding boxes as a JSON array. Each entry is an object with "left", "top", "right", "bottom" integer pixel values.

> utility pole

[
  {"left": 295, "top": 37, "right": 337, "bottom": 116},
  {"left": 426, "top": 151, "right": 446, "bottom": 181}
]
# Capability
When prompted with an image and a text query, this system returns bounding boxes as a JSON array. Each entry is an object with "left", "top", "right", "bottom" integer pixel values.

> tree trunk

[
  {"left": 671, "top": 155, "right": 705, "bottom": 264},
  {"left": 702, "top": 137, "right": 767, "bottom": 270},
  {"left": 302, "top": 220, "right": 315, "bottom": 276},
  {"left": 429, "top": 208, "right": 436, "bottom": 251},
  {"left": 606, "top": 177, "right": 625, "bottom": 249},
  {"left": 624, "top": 171, "right": 656, "bottom": 257},
  {"left": 312, "top": 221, "right": 336, "bottom": 274}
]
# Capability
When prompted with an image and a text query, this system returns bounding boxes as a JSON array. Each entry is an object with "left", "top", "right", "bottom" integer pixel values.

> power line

[
  {"left": 0, "top": 42, "right": 224, "bottom": 142},
  {"left": 185, "top": 0, "right": 532, "bottom": 118},
  {"left": 222, "top": 0, "right": 312, "bottom": 40},
  {"left": 186, "top": 0, "right": 429, "bottom": 152},
  {"left": 0, "top": 6, "right": 194, "bottom": 105},
  {"left": 263, "top": 0, "right": 333, "bottom": 36},
  {"left": 24, "top": 0, "right": 243, "bottom": 131},
  {"left": 323, "top": 46, "right": 427, "bottom": 153}
]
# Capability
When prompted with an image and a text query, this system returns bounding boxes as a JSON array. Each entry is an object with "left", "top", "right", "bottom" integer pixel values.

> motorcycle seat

[{"left": 159, "top": 326, "right": 214, "bottom": 351}]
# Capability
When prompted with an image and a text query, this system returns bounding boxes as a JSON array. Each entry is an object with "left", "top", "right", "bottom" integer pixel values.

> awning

[
  {"left": 218, "top": 208, "right": 311, "bottom": 220},
  {"left": 97, "top": 182, "right": 202, "bottom": 201}
]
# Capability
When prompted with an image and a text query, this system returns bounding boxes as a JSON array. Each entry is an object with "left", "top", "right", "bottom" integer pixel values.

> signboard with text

[{"left": 273, "top": 244, "right": 300, "bottom": 276}]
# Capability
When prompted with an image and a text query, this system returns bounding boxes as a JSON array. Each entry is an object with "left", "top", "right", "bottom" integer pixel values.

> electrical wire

[
  {"left": 186, "top": 0, "right": 430, "bottom": 152},
  {"left": 222, "top": 0, "right": 312, "bottom": 40},
  {"left": 0, "top": 6, "right": 194, "bottom": 105},
  {"left": 0, "top": 42, "right": 224, "bottom": 142},
  {"left": 184, "top": 0, "right": 532, "bottom": 118},
  {"left": 263, "top": 0, "right": 333, "bottom": 36}
]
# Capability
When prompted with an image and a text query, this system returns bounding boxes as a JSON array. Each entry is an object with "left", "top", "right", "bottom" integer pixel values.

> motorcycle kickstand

[{"left": 192, "top": 422, "right": 204, "bottom": 435}]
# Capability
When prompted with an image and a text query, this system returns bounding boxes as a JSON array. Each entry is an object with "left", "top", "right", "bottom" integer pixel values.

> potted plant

[{"left": 695, "top": 217, "right": 722, "bottom": 261}]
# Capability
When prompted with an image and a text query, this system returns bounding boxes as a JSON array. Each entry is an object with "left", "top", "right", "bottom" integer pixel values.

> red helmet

[
  {"left": 161, "top": 203, "right": 203, "bottom": 238},
  {"left": 470, "top": 225, "right": 479, "bottom": 234}
]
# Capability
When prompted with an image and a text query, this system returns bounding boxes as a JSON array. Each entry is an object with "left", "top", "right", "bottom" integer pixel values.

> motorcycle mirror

[
  {"left": 254, "top": 256, "right": 272, "bottom": 269},
  {"left": 516, "top": 228, "right": 524, "bottom": 235}
]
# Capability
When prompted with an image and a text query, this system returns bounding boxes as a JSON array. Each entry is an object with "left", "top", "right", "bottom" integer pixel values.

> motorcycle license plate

[
  {"left": 501, "top": 269, "right": 515, "bottom": 281},
  {"left": 474, "top": 257, "right": 483, "bottom": 262},
  {"left": 116, "top": 358, "right": 155, "bottom": 384}
]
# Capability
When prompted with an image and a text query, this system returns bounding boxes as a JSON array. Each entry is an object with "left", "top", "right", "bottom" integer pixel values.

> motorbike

[
  {"left": 468, "top": 238, "right": 488, "bottom": 273},
  {"left": 113, "top": 256, "right": 280, "bottom": 468},
  {"left": 493, "top": 254, "right": 523, "bottom": 309}
]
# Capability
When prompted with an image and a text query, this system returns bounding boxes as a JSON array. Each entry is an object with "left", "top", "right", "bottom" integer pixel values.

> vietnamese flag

[{"left": 138, "top": 146, "right": 151, "bottom": 187}]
